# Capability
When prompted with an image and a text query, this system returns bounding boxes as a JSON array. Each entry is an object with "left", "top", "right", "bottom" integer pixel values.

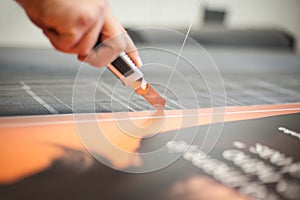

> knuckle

[
  {"left": 77, "top": 46, "right": 91, "bottom": 56},
  {"left": 49, "top": 37, "right": 72, "bottom": 53},
  {"left": 104, "top": 40, "right": 124, "bottom": 55},
  {"left": 75, "top": 1, "right": 106, "bottom": 28},
  {"left": 110, "top": 43, "right": 123, "bottom": 55},
  {"left": 76, "top": 11, "right": 94, "bottom": 27},
  {"left": 52, "top": 43, "right": 67, "bottom": 52},
  {"left": 98, "top": 0, "right": 108, "bottom": 13}
]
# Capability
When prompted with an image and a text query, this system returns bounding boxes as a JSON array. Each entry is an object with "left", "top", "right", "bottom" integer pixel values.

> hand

[
  {"left": 78, "top": 12, "right": 143, "bottom": 68},
  {"left": 17, "top": 0, "right": 142, "bottom": 67}
]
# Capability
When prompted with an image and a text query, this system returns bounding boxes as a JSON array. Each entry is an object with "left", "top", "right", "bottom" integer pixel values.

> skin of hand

[{"left": 16, "top": 0, "right": 142, "bottom": 67}]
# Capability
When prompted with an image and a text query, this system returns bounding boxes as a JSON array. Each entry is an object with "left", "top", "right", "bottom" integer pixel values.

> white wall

[
  {"left": 211, "top": 0, "right": 300, "bottom": 51},
  {"left": 0, "top": 0, "right": 51, "bottom": 47},
  {"left": 109, "top": 0, "right": 200, "bottom": 27},
  {"left": 205, "top": 0, "right": 300, "bottom": 44},
  {"left": 1, "top": 0, "right": 300, "bottom": 51}
]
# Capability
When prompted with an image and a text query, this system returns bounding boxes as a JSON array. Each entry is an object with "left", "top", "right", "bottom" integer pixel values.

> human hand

[{"left": 16, "top": 0, "right": 142, "bottom": 67}]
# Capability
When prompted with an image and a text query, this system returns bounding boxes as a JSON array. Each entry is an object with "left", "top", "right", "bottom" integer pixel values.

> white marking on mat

[
  {"left": 98, "top": 83, "right": 136, "bottom": 112},
  {"left": 226, "top": 81, "right": 278, "bottom": 104},
  {"left": 20, "top": 81, "right": 59, "bottom": 114},
  {"left": 43, "top": 88, "right": 72, "bottom": 110}
]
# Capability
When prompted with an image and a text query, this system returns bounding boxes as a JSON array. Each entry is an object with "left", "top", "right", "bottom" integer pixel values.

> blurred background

[
  {"left": 1, "top": 0, "right": 300, "bottom": 117},
  {"left": 1, "top": 2, "right": 300, "bottom": 200},
  {"left": 1, "top": 0, "right": 300, "bottom": 52}
]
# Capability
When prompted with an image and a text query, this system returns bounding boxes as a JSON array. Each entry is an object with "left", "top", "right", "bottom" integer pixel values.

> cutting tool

[{"left": 93, "top": 38, "right": 166, "bottom": 110}]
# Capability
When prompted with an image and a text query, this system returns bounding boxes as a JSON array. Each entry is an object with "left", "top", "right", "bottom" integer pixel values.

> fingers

[
  {"left": 43, "top": 14, "right": 103, "bottom": 55},
  {"left": 83, "top": 36, "right": 125, "bottom": 67},
  {"left": 84, "top": 14, "right": 143, "bottom": 68},
  {"left": 71, "top": 18, "right": 104, "bottom": 56},
  {"left": 126, "top": 42, "right": 143, "bottom": 67},
  {"left": 36, "top": 0, "right": 108, "bottom": 55},
  {"left": 43, "top": 29, "right": 75, "bottom": 53}
]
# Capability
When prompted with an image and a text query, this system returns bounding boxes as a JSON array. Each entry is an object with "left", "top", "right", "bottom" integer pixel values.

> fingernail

[{"left": 136, "top": 56, "right": 143, "bottom": 67}]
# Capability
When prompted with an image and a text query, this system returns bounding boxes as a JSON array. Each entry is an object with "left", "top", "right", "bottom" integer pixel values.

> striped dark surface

[{"left": 0, "top": 46, "right": 299, "bottom": 116}]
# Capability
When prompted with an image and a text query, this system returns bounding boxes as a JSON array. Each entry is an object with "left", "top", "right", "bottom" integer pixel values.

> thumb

[{"left": 84, "top": 13, "right": 142, "bottom": 67}]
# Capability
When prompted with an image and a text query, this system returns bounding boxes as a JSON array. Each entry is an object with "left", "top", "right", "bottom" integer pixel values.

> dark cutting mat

[{"left": 0, "top": 46, "right": 299, "bottom": 116}]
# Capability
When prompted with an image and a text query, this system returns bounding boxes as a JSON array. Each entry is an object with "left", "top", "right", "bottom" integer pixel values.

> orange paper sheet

[{"left": 0, "top": 103, "right": 300, "bottom": 184}]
